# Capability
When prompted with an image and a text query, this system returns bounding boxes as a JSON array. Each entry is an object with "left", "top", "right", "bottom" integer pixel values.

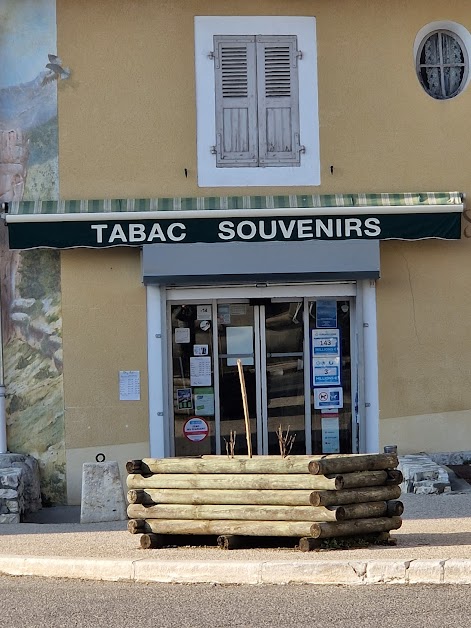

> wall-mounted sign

[
  {"left": 8, "top": 211, "right": 462, "bottom": 249},
  {"left": 313, "top": 357, "right": 341, "bottom": 387},
  {"left": 312, "top": 329, "right": 340, "bottom": 357},
  {"left": 314, "top": 387, "right": 343, "bottom": 409},
  {"left": 183, "top": 417, "right": 209, "bottom": 442},
  {"left": 315, "top": 300, "right": 337, "bottom": 328}
]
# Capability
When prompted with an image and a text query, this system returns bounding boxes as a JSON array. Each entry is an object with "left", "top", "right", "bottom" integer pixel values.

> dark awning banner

[
  {"left": 6, "top": 211, "right": 462, "bottom": 249},
  {"left": 5, "top": 192, "right": 464, "bottom": 249}
]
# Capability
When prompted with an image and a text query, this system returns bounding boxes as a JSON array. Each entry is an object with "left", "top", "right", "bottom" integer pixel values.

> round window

[{"left": 417, "top": 29, "right": 468, "bottom": 99}]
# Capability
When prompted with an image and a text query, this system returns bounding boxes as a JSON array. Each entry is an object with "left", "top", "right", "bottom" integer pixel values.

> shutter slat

[
  {"left": 256, "top": 35, "right": 301, "bottom": 166},
  {"left": 214, "top": 35, "right": 258, "bottom": 167}
]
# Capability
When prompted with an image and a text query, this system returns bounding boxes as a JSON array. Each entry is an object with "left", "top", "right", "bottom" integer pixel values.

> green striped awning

[
  {"left": 7, "top": 192, "right": 464, "bottom": 216},
  {"left": 5, "top": 192, "right": 464, "bottom": 249}
]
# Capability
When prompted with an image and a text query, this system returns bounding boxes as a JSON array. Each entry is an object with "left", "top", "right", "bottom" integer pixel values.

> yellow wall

[
  {"left": 61, "top": 248, "right": 148, "bottom": 462},
  {"left": 55, "top": 0, "right": 471, "bottom": 458},
  {"left": 57, "top": 0, "right": 471, "bottom": 198}
]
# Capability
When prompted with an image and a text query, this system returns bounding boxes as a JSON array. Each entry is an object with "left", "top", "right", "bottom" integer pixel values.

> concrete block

[
  {"left": 261, "top": 560, "right": 366, "bottom": 585},
  {"left": 407, "top": 560, "right": 444, "bottom": 584},
  {"left": 0, "top": 556, "right": 134, "bottom": 582},
  {"left": 134, "top": 559, "right": 261, "bottom": 584},
  {"left": 443, "top": 560, "right": 471, "bottom": 584},
  {"left": 365, "top": 560, "right": 408, "bottom": 584},
  {"left": 80, "top": 461, "right": 127, "bottom": 523}
]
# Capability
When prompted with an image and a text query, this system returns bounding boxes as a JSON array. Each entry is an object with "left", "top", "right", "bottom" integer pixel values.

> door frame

[{"left": 146, "top": 281, "right": 378, "bottom": 458}]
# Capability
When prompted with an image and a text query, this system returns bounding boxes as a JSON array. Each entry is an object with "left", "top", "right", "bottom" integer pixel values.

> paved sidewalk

[{"left": 2, "top": 492, "right": 471, "bottom": 585}]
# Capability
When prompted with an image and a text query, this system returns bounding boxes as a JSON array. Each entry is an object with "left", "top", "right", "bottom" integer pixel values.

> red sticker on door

[{"left": 183, "top": 417, "right": 209, "bottom": 442}]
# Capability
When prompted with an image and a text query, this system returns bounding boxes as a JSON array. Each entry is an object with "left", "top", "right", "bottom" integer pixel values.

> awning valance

[{"left": 4, "top": 192, "right": 464, "bottom": 249}]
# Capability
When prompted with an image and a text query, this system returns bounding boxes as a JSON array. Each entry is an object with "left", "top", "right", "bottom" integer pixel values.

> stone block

[
  {"left": 80, "top": 461, "right": 127, "bottom": 523},
  {"left": 0, "top": 468, "right": 23, "bottom": 490},
  {"left": 0, "top": 513, "right": 20, "bottom": 524}
]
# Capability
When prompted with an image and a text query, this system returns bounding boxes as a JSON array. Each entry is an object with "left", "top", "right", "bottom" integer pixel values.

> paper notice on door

[
  {"left": 190, "top": 356, "right": 212, "bottom": 386},
  {"left": 175, "top": 327, "right": 190, "bottom": 344},
  {"left": 119, "top": 370, "right": 140, "bottom": 401},
  {"left": 226, "top": 326, "right": 254, "bottom": 366},
  {"left": 321, "top": 415, "right": 340, "bottom": 453},
  {"left": 194, "top": 387, "right": 215, "bottom": 416}
]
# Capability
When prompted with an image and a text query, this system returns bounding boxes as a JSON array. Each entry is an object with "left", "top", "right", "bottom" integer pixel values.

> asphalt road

[{"left": 1, "top": 576, "right": 470, "bottom": 627}]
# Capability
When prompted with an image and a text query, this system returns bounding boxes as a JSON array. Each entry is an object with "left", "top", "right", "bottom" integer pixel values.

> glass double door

[{"left": 170, "top": 298, "right": 354, "bottom": 457}]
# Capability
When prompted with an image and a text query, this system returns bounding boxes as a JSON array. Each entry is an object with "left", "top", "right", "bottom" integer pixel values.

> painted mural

[{"left": 0, "top": 0, "right": 66, "bottom": 503}]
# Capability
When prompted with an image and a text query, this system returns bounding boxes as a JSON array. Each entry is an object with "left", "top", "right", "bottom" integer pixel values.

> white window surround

[
  {"left": 195, "top": 16, "right": 320, "bottom": 188},
  {"left": 413, "top": 21, "right": 471, "bottom": 97}
]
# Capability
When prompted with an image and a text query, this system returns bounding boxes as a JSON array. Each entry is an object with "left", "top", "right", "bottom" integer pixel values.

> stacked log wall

[{"left": 126, "top": 454, "right": 403, "bottom": 547}]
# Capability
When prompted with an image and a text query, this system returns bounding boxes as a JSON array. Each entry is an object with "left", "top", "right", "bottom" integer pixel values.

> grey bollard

[{"left": 80, "top": 459, "right": 127, "bottom": 524}]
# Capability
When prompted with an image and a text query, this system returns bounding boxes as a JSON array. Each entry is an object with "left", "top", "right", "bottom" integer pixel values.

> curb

[{"left": 1, "top": 556, "right": 471, "bottom": 585}]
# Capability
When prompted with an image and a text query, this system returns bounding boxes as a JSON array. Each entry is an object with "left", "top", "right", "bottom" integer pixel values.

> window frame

[
  {"left": 195, "top": 16, "right": 320, "bottom": 188},
  {"left": 414, "top": 21, "right": 471, "bottom": 101}
]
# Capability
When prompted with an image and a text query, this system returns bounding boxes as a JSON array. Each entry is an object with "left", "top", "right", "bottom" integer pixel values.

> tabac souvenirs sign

[{"left": 5, "top": 193, "right": 463, "bottom": 249}]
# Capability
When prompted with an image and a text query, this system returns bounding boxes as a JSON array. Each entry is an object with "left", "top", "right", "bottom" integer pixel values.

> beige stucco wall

[
  {"left": 57, "top": 0, "right": 471, "bottom": 198},
  {"left": 378, "top": 239, "right": 471, "bottom": 454},
  {"left": 55, "top": 0, "right": 471, "bottom": 458},
  {"left": 61, "top": 248, "right": 149, "bottom": 501}
]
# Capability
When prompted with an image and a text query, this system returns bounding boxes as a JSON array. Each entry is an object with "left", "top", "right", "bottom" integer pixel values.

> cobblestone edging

[
  {"left": 2, "top": 556, "right": 471, "bottom": 585},
  {"left": 398, "top": 454, "right": 452, "bottom": 494}
]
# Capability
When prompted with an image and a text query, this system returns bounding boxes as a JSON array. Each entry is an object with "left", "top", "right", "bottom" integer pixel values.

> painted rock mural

[{"left": 0, "top": 0, "right": 66, "bottom": 503}]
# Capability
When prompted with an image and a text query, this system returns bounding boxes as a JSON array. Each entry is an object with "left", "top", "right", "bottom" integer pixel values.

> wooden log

[
  {"left": 127, "top": 470, "right": 396, "bottom": 491},
  {"left": 310, "top": 485, "right": 401, "bottom": 507},
  {"left": 141, "top": 519, "right": 314, "bottom": 537},
  {"left": 308, "top": 453, "right": 398, "bottom": 476},
  {"left": 310, "top": 516, "right": 402, "bottom": 539},
  {"left": 337, "top": 470, "right": 389, "bottom": 489},
  {"left": 127, "top": 519, "right": 146, "bottom": 534},
  {"left": 299, "top": 537, "right": 322, "bottom": 552},
  {"left": 137, "top": 457, "right": 315, "bottom": 475},
  {"left": 126, "top": 460, "right": 144, "bottom": 474},
  {"left": 339, "top": 501, "right": 388, "bottom": 520},
  {"left": 127, "top": 503, "right": 344, "bottom": 522},
  {"left": 127, "top": 488, "right": 317, "bottom": 506},
  {"left": 135, "top": 454, "right": 399, "bottom": 476},
  {"left": 140, "top": 533, "right": 166, "bottom": 549},
  {"left": 385, "top": 469, "right": 403, "bottom": 485},
  {"left": 126, "top": 473, "right": 344, "bottom": 491},
  {"left": 386, "top": 500, "right": 404, "bottom": 517},
  {"left": 217, "top": 535, "right": 244, "bottom": 550}
]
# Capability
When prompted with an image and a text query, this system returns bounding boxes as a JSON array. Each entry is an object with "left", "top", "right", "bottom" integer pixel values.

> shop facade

[{"left": 1, "top": 1, "right": 471, "bottom": 505}]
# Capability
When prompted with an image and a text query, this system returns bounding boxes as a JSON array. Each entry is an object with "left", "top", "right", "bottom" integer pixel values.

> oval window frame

[{"left": 414, "top": 21, "right": 471, "bottom": 100}]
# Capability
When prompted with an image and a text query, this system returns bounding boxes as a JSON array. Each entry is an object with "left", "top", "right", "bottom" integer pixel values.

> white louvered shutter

[
  {"left": 214, "top": 35, "right": 258, "bottom": 167},
  {"left": 256, "top": 35, "right": 302, "bottom": 167}
]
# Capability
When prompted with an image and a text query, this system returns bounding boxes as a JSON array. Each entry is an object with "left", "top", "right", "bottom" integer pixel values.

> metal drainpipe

[{"left": 0, "top": 211, "right": 7, "bottom": 453}]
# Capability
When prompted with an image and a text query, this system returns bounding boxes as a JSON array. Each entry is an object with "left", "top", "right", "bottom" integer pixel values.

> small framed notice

[{"left": 119, "top": 370, "right": 140, "bottom": 401}]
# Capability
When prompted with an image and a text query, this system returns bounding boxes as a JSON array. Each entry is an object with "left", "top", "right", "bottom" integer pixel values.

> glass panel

[
  {"left": 171, "top": 304, "right": 215, "bottom": 456},
  {"left": 265, "top": 302, "right": 306, "bottom": 455},
  {"left": 310, "top": 300, "right": 352, "bottom": 454},
  {"left": 217, "top": 303, "right": 257, "bottom": 455}
]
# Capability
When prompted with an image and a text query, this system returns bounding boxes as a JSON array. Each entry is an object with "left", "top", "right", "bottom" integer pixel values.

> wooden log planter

[{"left": 126, "top": 454, "right": 403, "bottom": 551}]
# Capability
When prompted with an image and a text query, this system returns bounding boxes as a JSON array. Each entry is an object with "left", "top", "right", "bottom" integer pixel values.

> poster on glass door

[
  {"left": 313, "top": 356, "right": 341, "bottom": 386},
  {"left": 312, "top": 329, "right": 340, "bottom": 357}
]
